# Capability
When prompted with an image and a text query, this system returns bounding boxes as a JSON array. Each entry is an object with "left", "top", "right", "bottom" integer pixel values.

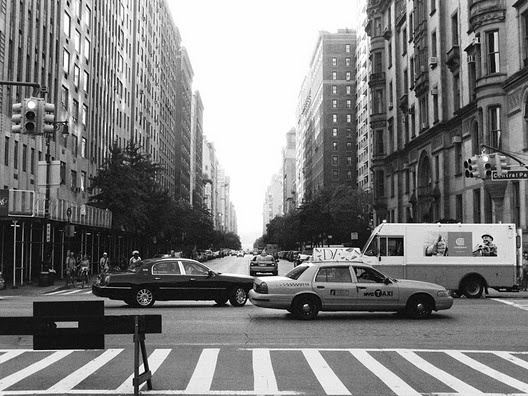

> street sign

[{"left": 491, "top": 170, "right": 528, "bottom": 180}]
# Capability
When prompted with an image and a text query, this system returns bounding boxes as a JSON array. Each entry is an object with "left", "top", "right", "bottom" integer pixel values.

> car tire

[
  {"left": 461, "top": 277, "right": 484, "bottom": 299},
  {"left": 134, "top": 287, "right": 156, "bottom": 308},
  {"left": 229, "top": 287, "right": 248, "bottom": 307},
  {"left": 292, "top": 295, "right": 320, "bottom": 320},
  {"left": 405, "top": 294, "right": 433, "bottom": 319},
  {"left": 214, "top": 296, "right": 228, "bottom": 306}
]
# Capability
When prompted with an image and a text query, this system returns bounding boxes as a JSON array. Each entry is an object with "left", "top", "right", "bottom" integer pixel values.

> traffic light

[
  {"left": 479, "top": 153, "right": 494, "bottom": 178},
  {"left": 495, "top": 153, "right": 509, "bottom": 176},
  {"left": 11, "top": 102, "right": 22, "bottom": 133},
  {"left": 22, "top": 97, "right": 41, "bottom": 134},
  {"left": 464, "top": 155, "right": 480, "bottom": 178},
  {"left": 41, "top": 102, "right": 55, "bottom": 134}
]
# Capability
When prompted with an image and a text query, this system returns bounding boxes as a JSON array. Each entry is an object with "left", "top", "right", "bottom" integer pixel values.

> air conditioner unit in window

[
  {"left": 431, "top": 87, "right": 438, "bottom": 95},
  {"left": 429, "top": 56, "right": 437, "bottom": 66},
  {"left": 467, "top": 55, "right": 476, "bottom": 63},
  {"left": 473, "top": 36, "right": 481, "bottom": 45}
]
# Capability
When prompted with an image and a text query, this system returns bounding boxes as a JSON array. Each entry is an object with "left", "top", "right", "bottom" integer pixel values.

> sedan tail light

[{"left": 254, "top": 281, "right": 268, "bottom": 294}]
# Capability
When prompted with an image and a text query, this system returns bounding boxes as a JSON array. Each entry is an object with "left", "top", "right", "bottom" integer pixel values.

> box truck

[{"left": 358, "top": 222, "right": 521, "bottom": 298}]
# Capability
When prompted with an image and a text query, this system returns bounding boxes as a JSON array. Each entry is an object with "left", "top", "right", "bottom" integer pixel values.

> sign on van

[{"left": 312, "top": 247, "right": 361, "bottom": 262}]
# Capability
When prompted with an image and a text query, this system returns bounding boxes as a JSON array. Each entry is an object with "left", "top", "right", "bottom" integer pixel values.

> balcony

[{"left": 446, "top": 45, "right": 460, "bottom": 72}]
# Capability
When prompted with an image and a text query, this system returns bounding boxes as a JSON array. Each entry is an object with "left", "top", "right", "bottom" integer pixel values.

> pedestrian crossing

[
  {"left": 491, "top": 298, "right": 528, "bottom": 311},
  {"left": 1, "top": 347, "right": 528, "bottom": 395},
  {"left": 45, "top": 288, "right": 94, "bottom": 296}
]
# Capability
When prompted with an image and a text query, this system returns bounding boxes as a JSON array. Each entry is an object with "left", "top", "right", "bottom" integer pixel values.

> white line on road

[
  {"left": 185, "top": 348, "right": 219, "bottom": 393},
  {"left": 302, "top": 349, "right": 350, "bottom": 395},
  {"left": 253, "top": 348, "right": 279, "bottom": 394}
]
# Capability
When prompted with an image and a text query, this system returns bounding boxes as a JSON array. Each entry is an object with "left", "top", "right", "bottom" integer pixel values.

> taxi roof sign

[{"left": 312, "top": 247, "right": 361, "bottom": 262}]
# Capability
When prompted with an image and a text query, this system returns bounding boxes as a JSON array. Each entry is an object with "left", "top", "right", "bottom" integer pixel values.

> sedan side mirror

[{"left": 207, "top": 270, "right": 215, "bottom": 278}]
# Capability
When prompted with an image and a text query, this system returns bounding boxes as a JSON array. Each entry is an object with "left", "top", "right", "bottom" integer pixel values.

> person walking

[
  {"left": 65, "top": 252, "right": 77, "bottom": 286},
  {"left": 129, "top": 250, "right": 141, "bottom": 266},
  {"left": 99, "top": 252, "right": 110, "bottom": 273},
  {"left": 522, "top": 251, "right": 528, "bottom": 291}
]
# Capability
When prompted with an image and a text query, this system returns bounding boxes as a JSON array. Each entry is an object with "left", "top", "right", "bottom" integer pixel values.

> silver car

[{"left": 249, "top": 261, "right": 453, "bottom": 320}]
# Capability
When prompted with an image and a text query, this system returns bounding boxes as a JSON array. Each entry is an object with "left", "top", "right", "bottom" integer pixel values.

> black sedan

[{"left": 92, "top": 257, "right": 254, "bottom": 308}]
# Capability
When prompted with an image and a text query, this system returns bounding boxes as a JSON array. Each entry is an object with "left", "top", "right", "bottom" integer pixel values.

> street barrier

[{"left": 0, "top": 300, "right": 162, "bottom": 395}]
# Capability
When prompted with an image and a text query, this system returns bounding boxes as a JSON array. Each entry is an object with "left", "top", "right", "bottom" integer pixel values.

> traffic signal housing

[
  {"left": 464, "top": 155, "right": 480, "bottom": 178},
  {"left": 479, "top": 153, "right": 494, "bottom": 178},
  {"left": 495, "top": 153, "right": 509, "bottom": 176},
  {"left": 22, "top": 97, "right": 42, "bottom": 135},
  {"left": 41, "top": 102, "right": 55, "bottom": 134},
  {"left": 11, "top": 102, "right": 22, "bottom": 133}
]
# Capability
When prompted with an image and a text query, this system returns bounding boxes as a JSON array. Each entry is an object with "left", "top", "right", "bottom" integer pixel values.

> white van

[{"left": 359, "top": 222, "right": 521, "bottom": 298}]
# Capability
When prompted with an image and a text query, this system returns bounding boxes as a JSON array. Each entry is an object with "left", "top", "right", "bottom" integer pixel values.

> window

[
  {"left": 83, "top": 5, "right": 91, "bottom": 27},
  {"left": 332, "top": 142, "right": 338, "bottom": 151},
  {"left": 332, "top": 99, "right": 338, "bottom": 109},
  {"left": 82, "top": 105, "right": 88, "bottom": 126},
  {"left": 346, "top": 86, "right": 352, "bottom": 95},
  {"left": 431, "top": 31, "right": 437, "bottom": 57},
  {"left": 153, "top": 262, "right": 181, "bottom": 275},
  {"left": 332, "top": 169, "right": 339, "bottom": 180},
  {"left": 345, "top": 44, "right": 351, "bottom": 53},
  {"left": 347, "top": 170, "right": 353, "bottom": 180},
  {"left": 489, "top": 106, "right": 501, "bottom": 149},
  {"left": 63, "top": 12, "right": 71, "bottom": 38},
  {"left": 22, "top": 144, "right": 27, "bottom": 172},
  {"left": 60, "top": 162, "right": 66, "bottom": 184},
  {"left": 332, "top": 85, "right": 337, "bottom": 95},
  {"left": 84, "top": 38, "right": 90, "bottom": 60},
  {"left": 346, "top": 142, "right": 353, "bottom": 151},
  {"left": 346, "top": 114, "right": 352, "bottom": 123},
  {"left": 332, "top": 128, "right": 338, "bottom": 137},
  {"left": 71, "top": 134, "right": 78, "bottom": 156},
  {"left": 523, "top": 12, "right": 528, "bottom": 64},
  {"left": 73, "top": 65, "right": 80, "bottom": 87},
  {"left": 74, "top": 30, "right": 81, "bottom": 53},
  {"left": 83, "top": 71, "right": 89, "bottom": 92},
  {"left": 346, "top": 156, "right": 352, "bottom": 166},
  {"left": 354, "top": 266, "right": 386, "bottom": 283},
  {"left": 451, "top": 12, "right": 459, "bottom": 46},
  {"left": 345, "top": 57, "right": 351, "bottom": 66},
  {"left": 487, "top": 30, "right": 500, "bottom": 74},
  {"left": 72, "top": 100, "right": 79, "bottom": 123},
  {"left": 4, "top": 137, "right": 8, "bottom": 166},
  {"left": 30, "top": 148, "right": 35, "bottom": 174},
  {"left": 61, "top": 86, "right": 69, "bottom": 109},
  {"left": 332, "top": 57, "right": 337, "bottom": 66},
  {"left": 63, "top": 50, "right": 70, "bottom": 74},
  {"left": 346, "top": 100, "right": 352, "bottom": 108},
  {"left": 81, "top": 171, "right": 86, "bottom": 191},
  {"left": 13, "top": 141, "right": 18, "bottom": 170},
  {"left": 332, "top": 155, "right": 339, "bottom": 166},
  {"left": 315, "top": 266, "right": 352, "bottom": 283},
  {"left": 70, "top": 170, "right": 77, "bottom": 189},
  {"left": 81, "top": 137, "right": 87, "bottom": 158},
  {"left": 376, "top": 130, "right": 384, "bottom": 155},
  {"left": 346, "top": 128, "right": 352, "bottom": 137},
  {"left": 332, "top": 71, "right": 337, "bottom": 80},
  {"left": 346, "top": 72, "right": 351, "bottom": 81},
  {"left": 332, "top": 114, "right": 338, "bottom": 123},
  {"left": 402, "top": 27, "right": 407, "bottom": 55}
]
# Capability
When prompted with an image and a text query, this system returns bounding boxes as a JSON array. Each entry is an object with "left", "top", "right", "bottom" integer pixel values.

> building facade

[
  {"left": 365, "top": 0, "right": 528, "bottom": 246},
  {"left": 295, "top": 29, "right": 358, "bottom": 204},
  {"left": 282, "top": 128, "right": 297, "bottom": 214},
  {"left": 263, "top": 173, "right": 283, "bottom": 234}
]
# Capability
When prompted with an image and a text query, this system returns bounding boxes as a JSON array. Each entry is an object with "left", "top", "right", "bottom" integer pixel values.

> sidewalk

[{"left": 0, "top": 281, "right": 79, "bottom": 297}]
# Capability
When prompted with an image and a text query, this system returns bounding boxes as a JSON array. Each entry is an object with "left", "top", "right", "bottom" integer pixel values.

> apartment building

[
  {"left": 365, "top": 0, "right": 528, "bottom": 244},
  {"left": 295, "top": 29, "right": 358, "bottom": 204},
  {"left": 282, "top": 128, "right": 297, "bottom": 214}
]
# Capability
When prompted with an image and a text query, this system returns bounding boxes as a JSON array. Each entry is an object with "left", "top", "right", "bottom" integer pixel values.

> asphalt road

[{"left": 1, "top": 255, "right": 528, "bottom": 395}]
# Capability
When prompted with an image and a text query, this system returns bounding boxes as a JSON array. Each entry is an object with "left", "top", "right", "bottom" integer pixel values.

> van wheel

[{"left": 461, "top": 277, "right": 484, "bottom": 298}]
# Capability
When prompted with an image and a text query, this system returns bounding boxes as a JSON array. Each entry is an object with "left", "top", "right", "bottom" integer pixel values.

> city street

[{"left": 1, "top": 256, "right": 528, "bottom": 395}]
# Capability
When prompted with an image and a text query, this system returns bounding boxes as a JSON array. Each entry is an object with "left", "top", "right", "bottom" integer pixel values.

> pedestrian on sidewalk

[
  {"left": 129, "top": 250, "right": 141, "bottom": 266},
  {"left": 522, "top": 251, "right": 528, "bottom": 291},
  {"left": 99, "top": 252, "right": 109, "bottom": 273}
]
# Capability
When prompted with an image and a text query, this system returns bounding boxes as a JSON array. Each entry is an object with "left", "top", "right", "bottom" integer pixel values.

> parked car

[
  {"left": 92, "top": 257, "right": 254, "bottom": 308},
  {"left": 249, "top": 261, "right": 453, "bottom": 320},
  {"left": 249, "top": 254, "right": 278, "bottom": 276},
  {"left": 0, "top": 272, "right": 5, "bottom": 290},
  {"left": 237, "top": 250, "right": 245, "bottom": 257}
]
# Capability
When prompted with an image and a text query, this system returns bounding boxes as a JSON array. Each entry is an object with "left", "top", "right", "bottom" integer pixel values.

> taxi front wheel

[
  {"left": 292, "top": 295, "right": 320, "bottom": 320},
  {"left": 405, "top": 295, "right": 432, "bottom": 319}
]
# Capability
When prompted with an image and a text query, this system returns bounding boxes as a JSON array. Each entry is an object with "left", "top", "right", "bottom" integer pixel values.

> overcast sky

[{"left": 167, "top": 0, "right": 363, "bottom": 247}]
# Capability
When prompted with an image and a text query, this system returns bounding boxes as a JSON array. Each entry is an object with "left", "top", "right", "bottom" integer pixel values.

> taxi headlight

[
  {"left": 437, "top": 290, "right": 449, "bottom": 298},
  {"left": 254, "top": 282, "right": 268, "bottom": 294}
]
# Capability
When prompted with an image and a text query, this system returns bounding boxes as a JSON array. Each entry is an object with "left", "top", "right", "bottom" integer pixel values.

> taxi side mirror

[{"left": 384, "top": 277, "right": 391, "bottom": 285}]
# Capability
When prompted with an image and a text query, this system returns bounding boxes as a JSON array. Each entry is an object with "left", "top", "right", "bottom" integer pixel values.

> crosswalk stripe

[
  {"left": 446, "top": 351, "right": 528, "bottom": 393},
  {"left": 302, "top": 349, "right": 350, "bottom": 395},
  {"left": 0, "top": 350, "right": 25, "bottom": 365},
  {"left": 253, "top": 348, "right": 279, "bottom": 394},
  {"left": 114, "top": 348, "right": 171, "bottom": 393},
  {"left": 45, "top": 349, "right": 123, "bottom": 392},
  {"left": 397, "top": 349, "right": 483, "bottom": 394},
  {"left": 185, "top": 348, "right": 219, "bottom": 393},
  {"left": 349, "top": 350, "right": 420, "bottom": 396},
  {"left": 494, "top": 351, "right": 528, "bottom": 370},
  {"left": 0, "top": 350, "right": 73, "bottom": 391},
  {"left": 62, "top": 289, "right": 85, "bottom": 295}
]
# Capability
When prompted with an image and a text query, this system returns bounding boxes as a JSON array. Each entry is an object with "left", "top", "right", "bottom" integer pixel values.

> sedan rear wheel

[
  {"left": 292, "top": 295, "right": 319, "bottom": 320},
  {"left": 134, "top": 287, "right": 155, "bottom": 308},
  {"left": 405, "top": 295, "right": 432, "bottom": 319},
  {"left": 229, "top": 287, "right": 248, "bottom": 307}
]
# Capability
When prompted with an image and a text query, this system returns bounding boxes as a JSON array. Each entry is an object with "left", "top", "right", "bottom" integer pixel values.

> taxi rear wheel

[
  {"left": 292, "top": 295, "right": 320, "bottom": 320},
  {"left": 229, "top": 287, "right": 248, "bottom": 307},
  {"left": 405, "top": 295, "right": 433, "bottom": 319}
]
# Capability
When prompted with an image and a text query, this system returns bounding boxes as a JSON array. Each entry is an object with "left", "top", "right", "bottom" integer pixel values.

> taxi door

[
  {"left": 352, "top": 266, "right": 400, "bottom": 309},
  {"left": 311, "top": 265, "right": 358, "bottom": 310}
]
